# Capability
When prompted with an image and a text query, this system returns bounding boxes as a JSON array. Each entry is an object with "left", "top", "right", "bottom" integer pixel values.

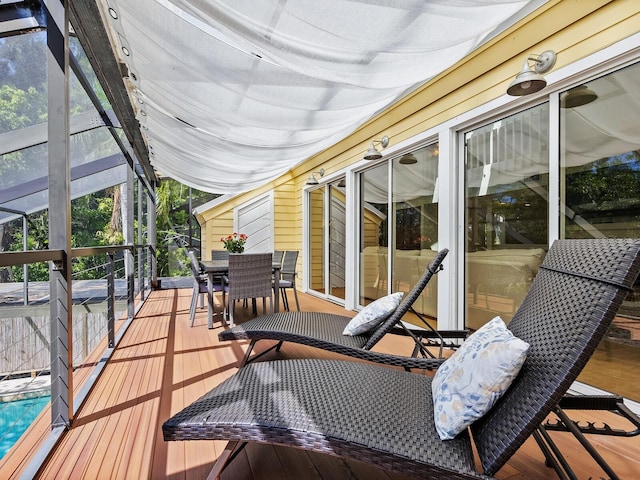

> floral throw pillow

[
  {"left": 431, "top": 316, "right": 529, "bottom": 440},
  {"left": 342, "top": 292, "right": 404, "bottom": 336}
]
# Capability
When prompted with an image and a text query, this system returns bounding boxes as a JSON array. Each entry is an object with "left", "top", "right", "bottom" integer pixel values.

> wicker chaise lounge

[
  {"left": 163, "top": 239, "right": 640, "bottom": 479},
  {"left": 219, "top": 248, "right": 465, "bottom": 368}
]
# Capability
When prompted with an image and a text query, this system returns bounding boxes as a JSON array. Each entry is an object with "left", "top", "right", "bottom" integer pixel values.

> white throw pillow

[
  {"left": 431, "top": 316, "right": 529, "bottom": 440},
  {"left": 342, "top": 292, "right": 404, "bottom": 336}
]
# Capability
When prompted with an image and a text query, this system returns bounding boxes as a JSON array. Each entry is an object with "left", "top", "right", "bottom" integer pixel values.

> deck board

[{"left": 1, "top": 287, "right": 639, "bottom": 479}]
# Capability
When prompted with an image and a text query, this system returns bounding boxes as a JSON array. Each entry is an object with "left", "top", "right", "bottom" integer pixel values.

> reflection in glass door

[
  {"left": 328, "top": 180, "right": 346, "bottom": 300},
  {"left": 359, "top": 164, "right": 389, "bottom": 305},
  {"left": 308, "top": 186, "right": 325, "bottom": 294},
  {"left": 560, "top": 62, "right": 640, "bottom": 401},
  {"left": 358, "top": 145, "right": 439, "bottom": 320},
  {"left": 391, "top": 145, "right": 439, "bottom": 319},
  {"left": 307, "top": 179, "right": 347, "bottom": 302},
  {"left": 464, "top": 104, "right": 550, "bottom": 331}
]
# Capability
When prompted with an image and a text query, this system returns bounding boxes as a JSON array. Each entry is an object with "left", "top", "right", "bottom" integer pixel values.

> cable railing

[{"left": 0, "top": 245, "right": 153, "bottom": 461}]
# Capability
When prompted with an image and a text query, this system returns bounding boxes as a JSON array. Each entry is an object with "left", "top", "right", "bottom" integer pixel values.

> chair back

[
  {"left": 471, "top": 238, "right": 640, "bottom": 475},
  {"left": 281, "top": 250, "right": 299, "bottom": 282},
  {"left": 227, "top": 253, "right": 274, "bottom": 302},
  {"left": 187, "top": 249, "right": 204, "bottom": 278},
  {"left": 363, "top": 248, "right": 448, "bottom": 350},
  {"left": 211, "top": 250, "right": 230, "bottom": 261},
  {"left": 273, "top": 250, "right": 284, "bottom": 267}
]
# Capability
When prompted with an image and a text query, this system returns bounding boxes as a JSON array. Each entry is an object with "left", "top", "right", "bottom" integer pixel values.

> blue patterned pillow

[
  {"left": 342, "top": 292, "right": 404, "bottom": 336},
  {"left": 431, "top": 316, "right": 529, "bottom": 440}
]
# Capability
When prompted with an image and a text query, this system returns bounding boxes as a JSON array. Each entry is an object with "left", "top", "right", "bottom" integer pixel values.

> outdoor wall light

[
  {"left": 306, "top": 168, "right": 325, "bottom": 185},
  {"left": 561, "top": 85, "right": 598, "bottom": 108},
  {"left": 363, "top": 136, "right": 390, "bottom": 160},
  {"left": 507, "top": 50, "right": 557, "bottom": 96}
]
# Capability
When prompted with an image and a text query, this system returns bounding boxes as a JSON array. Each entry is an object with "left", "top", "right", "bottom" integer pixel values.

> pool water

[{"left": 0, "top": 395, "right": 50, "bottom": 460}]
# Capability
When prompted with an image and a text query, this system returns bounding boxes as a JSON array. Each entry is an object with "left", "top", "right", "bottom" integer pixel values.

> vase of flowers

[{"left": 221, "top": 232, "right": 248, "bottom": 253}]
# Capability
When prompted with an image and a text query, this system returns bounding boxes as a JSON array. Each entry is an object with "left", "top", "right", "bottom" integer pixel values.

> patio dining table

[{"left": 200, "top": 260, "right": 281, "bottom": 329}]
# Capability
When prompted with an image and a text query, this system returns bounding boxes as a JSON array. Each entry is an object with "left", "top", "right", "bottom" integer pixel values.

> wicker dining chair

[
  {"left": 187, "top": 249, "right": 222, "bottom": 327},
  {"left": 222, "top": 253, "right": 273, "bottom": 328},
  {"left": 278, "top": 250, "right": 300, "bottom": 311},
  {"left": 211, "top": 250, "right": 230, "bottom": 261},
  {"left": 273, "top": 250, "right": 284, "bottom": 267}
]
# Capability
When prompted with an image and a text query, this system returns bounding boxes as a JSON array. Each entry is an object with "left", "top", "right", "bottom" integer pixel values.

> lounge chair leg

[
  {"left": 206, "top": 441, "right": 246, "bottom": 480},
  {"left": 240, "top": 340, "right": 257, "bottom": 367},
  {"left": 241, "top": 339, "right": 283, "bottom": 367},
  {"left": 532, "top": 426, "right": 575, "bottom": 480}
]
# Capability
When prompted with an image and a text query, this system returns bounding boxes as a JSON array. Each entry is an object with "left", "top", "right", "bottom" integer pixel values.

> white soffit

[{"left": 99, "top": 0, "right": 547, "bottom": 193}]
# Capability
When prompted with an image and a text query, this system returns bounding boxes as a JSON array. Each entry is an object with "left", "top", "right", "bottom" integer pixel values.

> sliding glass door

[{"left": 560, "top": 62, "right": 640, "bottom": 401}]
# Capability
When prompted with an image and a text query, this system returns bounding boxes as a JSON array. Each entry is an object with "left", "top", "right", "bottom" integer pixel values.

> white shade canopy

[{"left": 101, "top": 0, "right": 546, "bottom": 193}]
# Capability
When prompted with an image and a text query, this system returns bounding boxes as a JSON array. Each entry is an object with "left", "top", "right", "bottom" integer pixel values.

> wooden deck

[{"left": 1, "top": 288, "right": 639, "bottom": 479}]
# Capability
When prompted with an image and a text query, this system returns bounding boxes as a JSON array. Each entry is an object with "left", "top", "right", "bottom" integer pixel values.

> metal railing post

[
  {"left": 22, "top": 214, "right": 29, "bottom": 305},
  {"left": 107, "top": 251, "right": 115, "bottom": 348},
  {"left": 46, "top": 0, "right": 73, "bottom": 429}
]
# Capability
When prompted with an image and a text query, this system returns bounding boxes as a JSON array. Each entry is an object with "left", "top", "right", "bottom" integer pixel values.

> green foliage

[{"left": 155, "top": 178, "right": 218, "bottom": 276}]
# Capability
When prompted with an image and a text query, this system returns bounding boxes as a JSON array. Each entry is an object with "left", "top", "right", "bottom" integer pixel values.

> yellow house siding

[
  {"left": 206, "top": 214, "right": 234, "bottom": 260},
  {"left": 274, "top": 180, "right": 299, "bottom": 251}
]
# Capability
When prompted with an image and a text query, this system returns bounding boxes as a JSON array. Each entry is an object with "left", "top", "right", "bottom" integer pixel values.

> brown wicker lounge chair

[
  {"left": 163, "top": 239, "right": 640, "bottom": 479},
  {"left": 219, "top": 248, "right": 464, "bottom": 369}
]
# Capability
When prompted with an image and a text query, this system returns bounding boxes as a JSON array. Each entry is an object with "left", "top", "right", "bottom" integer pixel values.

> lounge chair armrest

[
  {"left": 352, "top": 350, "right": 446, "bottom": 370},
  {"left": 543, "top": 394, "right": 640, "bottom": 437}
]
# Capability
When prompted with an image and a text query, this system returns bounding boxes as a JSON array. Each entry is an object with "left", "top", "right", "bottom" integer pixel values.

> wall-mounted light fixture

[
  {"left": 363, "top": 136, "right": 390, "bottom": 160},
  {"left": 507, "top": 50, "right": 557, "bottom": 96},
  {"left": 306, "top": 168, "right": 325, "bottom": 185},
  {"left": 561, "top": 85, "right": 598, "bottom": 108}
]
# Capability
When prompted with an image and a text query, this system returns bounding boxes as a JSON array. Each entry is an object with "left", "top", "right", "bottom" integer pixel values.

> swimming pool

[{"left": 0, "top": 395, "right": 50, "bottom": 460}]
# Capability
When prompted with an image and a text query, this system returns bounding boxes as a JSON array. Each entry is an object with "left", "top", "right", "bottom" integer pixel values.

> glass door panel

[
  {"left": 328, "top": 180, "right": 346, "bottom": 300},
  {"left": 464, "top": 104, "right": 549, "bottom": 330},
  {"left": 391, "top": 144, "right": 439, "bottom": 320},
  {"left": 308, "top": 186, "right": 325, "bottom": 294},
  {"left": 359, "top": 164, "right": 389, "bottom": 305},
  {"left": 560, "top": 62, "right": 640, "bottom": 401}
]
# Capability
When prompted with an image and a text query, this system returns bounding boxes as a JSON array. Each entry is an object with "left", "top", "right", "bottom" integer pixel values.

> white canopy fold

[{"left": 101, "top": 0, "right": 546, "bottom": 193}]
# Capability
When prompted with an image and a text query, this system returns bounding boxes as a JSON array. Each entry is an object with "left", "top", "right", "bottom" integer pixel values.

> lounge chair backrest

[
  {"left": 471, "top": 238, "right": 640, "bottom": 475},
  {"left": 363, "top": 248, "right": 448, "bottom": 350}
]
